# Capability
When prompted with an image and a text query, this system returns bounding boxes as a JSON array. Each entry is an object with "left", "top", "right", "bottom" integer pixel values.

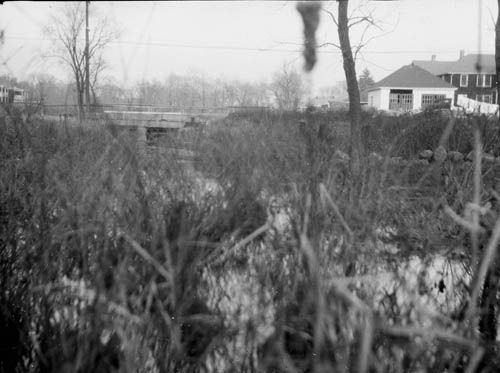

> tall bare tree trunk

[
  {"left": 496, "top": 1, "right": 500, "bottom": 125},
  {"left": 338, "top": 0, "right": 362, "bottom": 174},
  {"left": 497, "top": 1, "right": 500, "bottom": 96},
  {"left": 75, "top": 74, "right": 84, "bottom": 122},
  {"left": 85, "top": 1, "right": 90, "bottom": 117}
]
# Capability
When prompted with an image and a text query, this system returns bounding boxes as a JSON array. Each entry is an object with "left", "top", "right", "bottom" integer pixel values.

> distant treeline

[{"left": 0, "top": 65, "right": 312, "bottom": 110}]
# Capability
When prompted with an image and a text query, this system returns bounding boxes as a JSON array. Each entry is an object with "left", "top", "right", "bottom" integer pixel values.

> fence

[
  {"left": 27, "top": 103, "right": 232, "bottom": 116},
  {"left": 1, "top": 102, "right": 273, "bottom": 125}
]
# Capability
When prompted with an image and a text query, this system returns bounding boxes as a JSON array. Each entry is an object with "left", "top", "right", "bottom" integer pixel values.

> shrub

[{"left": 362, "top": 111, "right": 500, "bottom": 158}]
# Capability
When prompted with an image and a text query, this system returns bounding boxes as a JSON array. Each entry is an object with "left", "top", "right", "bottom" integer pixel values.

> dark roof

[
  {"left": 412, "top": 60, "right": 454, "bottom": 75},
  {"left": 370, "top": 64, "right": 456, "bottom": 89},
  {"left": 447, "top": 54, "right": 495, "bottom": 73},
  {"left": 413, "top": 54, "right": 495, "bottom": 75}
]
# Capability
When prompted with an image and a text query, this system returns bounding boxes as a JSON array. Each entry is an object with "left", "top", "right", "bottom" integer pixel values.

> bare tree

[
  {"left": 44, "top": 2, "right": 119, "bottom": 121},
  {"left": 319, "top": 1, "right": 391, "bottom": 173},
  {"left": 321, "top": 1, "right": 386, "bottom": 61},
  {"left": 90, "top": 54, "right": 107, "bottom": 105},
  {"left": 135, "top": 80, "right": 165, "bottom": 106},
  {"left": 96, "top": 78, "right": 126, "bottom": 105},
  {"left": 124, "top": 74, "right": 269, "bottom": 109},
  {"left": 271, "top": 63, "right": 307, "bottom": 111},
  {"left": 337, "top": 0, "right": 362, "bottom": 173}
]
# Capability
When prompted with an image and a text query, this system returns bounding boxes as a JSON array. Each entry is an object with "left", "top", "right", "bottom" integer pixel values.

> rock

[
  {"left": 368, "top": 152, "right": 383, "bottom": 163},
  {"left": 389, "top": 157, "right": 406, "bottom": 166},
  {"left": 419, "top": 150, "right": 433, "bottom": 160},
  {"left": 334, "top": 150, "right": 350, "bottom": 162},
  {"left": 409, "top": 159, "right": 429, "bottom": 167},
  {"left": 466, "top": 151, "right": 496, "bottom": 163},
  {"left": 433, "top": 146, "right": 447, "bottom": 163},
  {"left": 448, "top": 151, "right": 464, "bottom": 162}
]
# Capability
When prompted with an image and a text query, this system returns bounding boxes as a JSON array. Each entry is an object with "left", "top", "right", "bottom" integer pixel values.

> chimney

[
  {"left": 459, "top": 50, "right": 465, "bottom": 59},
  {"left": 431, "top": 54, "right": 436, "bottom": 61}
]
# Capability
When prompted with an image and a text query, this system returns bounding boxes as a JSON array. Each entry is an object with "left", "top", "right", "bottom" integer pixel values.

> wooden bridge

[
  {"left": 92, "top": 107, "right": 229, "bottom": 163},
  {"left": 40, "top": 103, "right": 229, "bottom": 128},
  {"left": 32, "top": 104, "right": 264, "bottom": 161},
  {"left": 102, "top": 109, "right": 226, "bottom": 129}
]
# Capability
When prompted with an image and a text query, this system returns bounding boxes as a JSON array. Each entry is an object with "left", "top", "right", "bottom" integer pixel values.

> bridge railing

[
  {"left": 96, "top": 103, "right": 228, "bottom": 114},
  {"left": 29, "top": 103, "right": 270, "bottom": 118}
]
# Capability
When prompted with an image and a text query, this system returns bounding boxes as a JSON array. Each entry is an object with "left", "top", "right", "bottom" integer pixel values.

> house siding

[
  {"left": 368, "top": 89, "right": 390, "bottom": 110},
  {"left": 412, "top": 87, "right": 455, "bottom": 110},
  {"left": 380, "top": 89, "right": 390, "bottom": 109},
  {"left": 367, "top": 90, "right": 381, "bottom": 108},
  {"left": 438, "top": 73, "right": 497, "bottom": 104},
  {"left": 368, "top": 87, "right": 455, "bottom": 111}
]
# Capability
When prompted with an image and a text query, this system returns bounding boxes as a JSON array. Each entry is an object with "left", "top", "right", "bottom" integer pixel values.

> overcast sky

[{"left": 0, "top": 0, "right": 498, "bottom": 94}]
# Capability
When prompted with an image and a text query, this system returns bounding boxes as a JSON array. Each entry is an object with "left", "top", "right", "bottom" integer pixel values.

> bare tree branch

[
  {"left": 321, "top": 8, "right": 338, "bottom": 27},
  {"left": 320, "top": 1, "right": 397, "bottom": 64},
  {"left": 44, "top": 2, "right": 119, "bottom": 120},
  {"left": 317, "top": 41, "right": 341, "bottom": 50}
]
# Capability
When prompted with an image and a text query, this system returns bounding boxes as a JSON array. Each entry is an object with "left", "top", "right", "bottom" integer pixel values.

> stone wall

[{"left": 334, "top": 147, "right": 500, "bottom": 167}]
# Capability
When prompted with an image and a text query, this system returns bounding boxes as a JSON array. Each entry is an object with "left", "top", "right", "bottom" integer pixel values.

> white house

[
  {"left": 367, "top": 64, "right": 457, "bottom": 112},
  {"left": 0, "top": 85, "right": 25, "bottom": 104},
  {"left": 0, "top": 86, "right": 9, "bottom": 104}
]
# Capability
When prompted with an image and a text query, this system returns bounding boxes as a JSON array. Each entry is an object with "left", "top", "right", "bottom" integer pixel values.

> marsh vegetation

[{"left": 1, "top": 109, "right": 500, "bottom": 372}]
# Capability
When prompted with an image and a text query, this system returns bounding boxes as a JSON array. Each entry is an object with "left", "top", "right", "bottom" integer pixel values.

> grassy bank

[{"left": 1, "top": 110, "right": 500, "bottom": 372}]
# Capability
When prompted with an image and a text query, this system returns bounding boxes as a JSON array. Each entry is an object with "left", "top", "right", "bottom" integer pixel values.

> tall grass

[
  {"left": 1, "top": 109, "right": 500, "bottom": 372},
  {"left": 363, "top": 111, "right": 500, "bottom": 158}
]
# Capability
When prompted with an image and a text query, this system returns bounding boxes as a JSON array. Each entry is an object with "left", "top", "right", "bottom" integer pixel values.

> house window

[
  {"left": 389, "top": 89, "right": 413, "bottom": 111},
  {"left": 421, "top": 94, "right": 447, "bottom": 109},
  {"left": 476, "top": 74, "right": 492, "bottom": 87},
  {"left": 460, "top": 74, "right": 468, "bottom": 87},
  {"left": 370, "top": 95, "right": 373, "bottom": 106},
  {"left": 476, "top": 94, "right": 492, "bottom": 103}
]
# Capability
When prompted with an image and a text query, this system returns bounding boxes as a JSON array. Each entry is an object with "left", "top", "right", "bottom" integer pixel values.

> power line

[
  {"left": 6, "top": 36, "right": 300, "bottom": 53},
  {"left": 6, "top": 36, "right": 493, "bottom": 55}
]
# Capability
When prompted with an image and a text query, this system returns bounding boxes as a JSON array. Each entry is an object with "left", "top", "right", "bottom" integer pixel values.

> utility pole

[{"left": 85, "top": 1, "right": 90, "bottom": 119}]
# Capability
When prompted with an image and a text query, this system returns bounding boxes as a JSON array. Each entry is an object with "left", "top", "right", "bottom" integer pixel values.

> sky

[{"left": 0, "top": 0, "right": 498, "bottom": 95}]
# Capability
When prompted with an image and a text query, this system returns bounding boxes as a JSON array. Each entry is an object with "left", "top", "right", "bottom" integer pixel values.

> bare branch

[
  {"left": 488, "top": 6, "right": 497, "bottom": 28},
  {"left": 321, "top": 7, "right": 338, "bottom": 27},
  {"left": 43, "top": 2, "right": 118, "bottom": 116},
  {"left": 317, "top": 41, "right": 341, "bottom": 50},
  {"left": 320, "top": 0, "right": 399, "bottom": 68}
]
